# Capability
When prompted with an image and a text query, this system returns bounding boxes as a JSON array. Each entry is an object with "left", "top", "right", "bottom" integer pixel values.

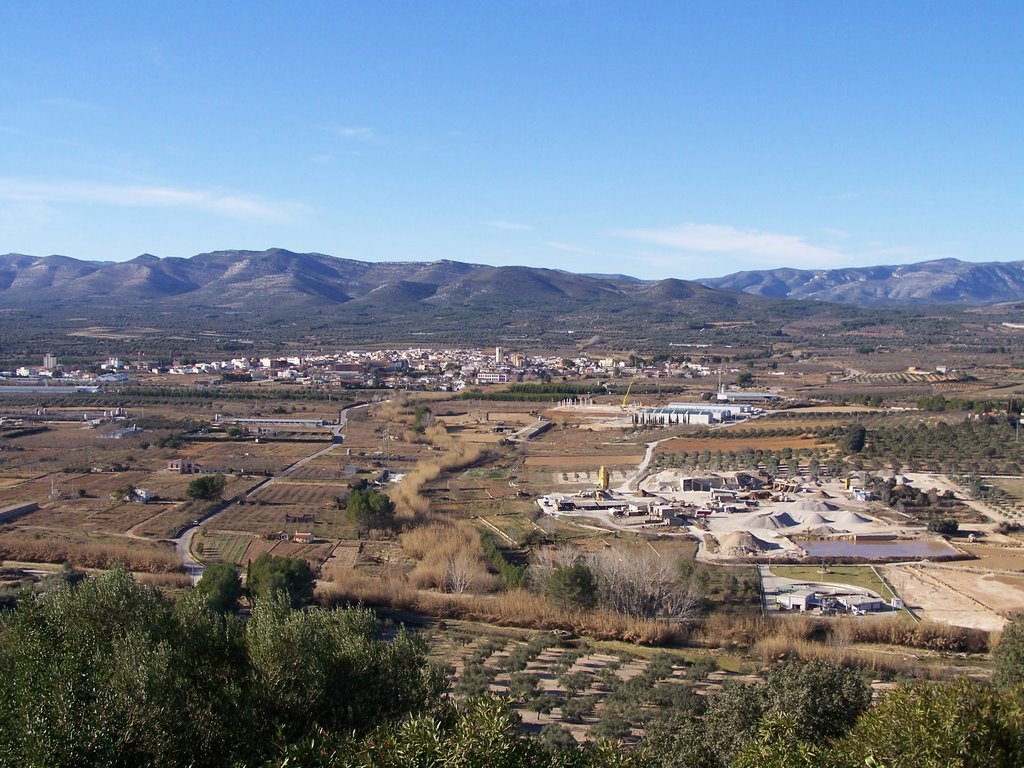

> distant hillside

[
  {"left": 3, "top": 249, "right": 1022, "bottom": 361},
  {"left": 0, "top": 249, "right": 798, "bottom": 352},
  {"left": 699, "top": 258, "right": 1024, "bottom": 305}
]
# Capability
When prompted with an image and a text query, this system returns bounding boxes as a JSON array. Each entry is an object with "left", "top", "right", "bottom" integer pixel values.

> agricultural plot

[
  {"left": 198, "top": 532, "right": 253, "bottom": 564},
  {"left": 253, "top": 540, "right": 336, "bottom": 566},
  {"left": 132, "top": 499, "right": 220, "bottom": 539},
  {"left": 922, "top": 567, "right": 1024, "bottom": 618},
  {"left": 0, "top": 499, "right": 168, "bottom": 536},
  {"left": 844, "top": 371, "right": 965, "bottom": 385},
  {"left": 248, "top": 480, "right": 347, "bottom": 507},
  {"left": 435, "top": 631, "right": 722, "bottom": 743},
  {"left": 0, "top": 471, "right": 145, "bottom": 509},
  {"left": 285, "top": 460, "right": 361, "bottom": 482},
  {"left": 85, "top": 502, "right": 174, "bottom": 535},
  {"left": 182, "top": 440, "right": 323, "bottom": 474},
  {"left": 320, "top": 540, "right": 362, "bottom": 579},
  {"left": 475, "top": 513, "right": 543, "bottom": 546},
  {"left": 957, "top": 541, "right": 1024, "bottom": 571},
  {"left": 881, "top": 565, "right": 1006, "bottom": 631},
  {"left": 211, "top": 503, "right": 300, "bottom": 536},
  {"left": 524, "top": 455, "right": 644, "bottom": 469}
]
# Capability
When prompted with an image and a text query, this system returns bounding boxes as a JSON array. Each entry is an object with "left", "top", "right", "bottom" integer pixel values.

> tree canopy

[
  {"left": 194, "top": 562, "right": 243, "bottom": 613},
  {"left": 246, "top": 552, "right": 316, "bottom": 608},
  {"left": 345, "top": 484, "right": 396, "bottom": 534},
  {"left": 186, "top": 474, "right": 226, "bottom": 501},
  {"left": 993, "top": 613, "right": 1024, "bottom": 692},
  {"left": 0, "top": 566, "right": 445, "bottom": 768}
]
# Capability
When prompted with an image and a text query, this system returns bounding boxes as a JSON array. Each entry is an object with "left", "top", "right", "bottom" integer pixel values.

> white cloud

[
  {"left": 616, "top": 222, "right": 848, "bottom": 269},
  {"left": 486, "top": 220, "right": 533, "bottom": 231},
  {"left": 545, "top": 241, "right": 595, "bottom": 256},
  {"left": 321, "top": 125, "right": 378, "bottom": 141},
  {"left": 0, "top": 179, "right": 305, "bottom": 223}
]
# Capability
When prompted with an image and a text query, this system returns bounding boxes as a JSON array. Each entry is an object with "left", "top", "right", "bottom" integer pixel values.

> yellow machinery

[
  {"left": 620, "top": 378, "right": 638, "bottom": 409},
  {"left": 597, "top": 465, "right": 609, "bottom": 491}
]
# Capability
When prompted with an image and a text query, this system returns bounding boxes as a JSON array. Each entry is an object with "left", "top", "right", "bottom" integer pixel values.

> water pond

[{"left": 796, "top": 538, "right": 959, "bottom": 560}]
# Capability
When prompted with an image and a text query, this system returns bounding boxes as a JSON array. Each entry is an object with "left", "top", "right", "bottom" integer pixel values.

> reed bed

[
  {"left": 400, "top": 520, "right": 496, "bottom": 593},
  {"left": 0, "top": 530, "right": 183, "bottom": 573},
  {"left": 320, "top": 572, "right": 682, "bottom": 645},
  {"left": 392, "top": 424, "right": 484, "bottom": 520}
]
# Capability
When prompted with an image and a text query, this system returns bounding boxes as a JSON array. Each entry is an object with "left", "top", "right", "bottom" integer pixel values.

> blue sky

[{"left": 0, "top": 1, "right": 1021, "bottom": 279}]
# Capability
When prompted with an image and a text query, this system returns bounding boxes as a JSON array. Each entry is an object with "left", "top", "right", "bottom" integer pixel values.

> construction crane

[{"left": 621, "top": 378, "right": 639, "bottom": 409}]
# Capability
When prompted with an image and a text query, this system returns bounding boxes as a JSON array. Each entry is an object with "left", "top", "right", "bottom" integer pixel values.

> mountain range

[
  {"left": 0, "top": 250, "right": 1022, "bottom": 354},
  {"left": 2, "top": 251, "right": 1023, "bottom": 309},
  {"left": 698, "top": 258, "right": 1024, "bottom": 305}
]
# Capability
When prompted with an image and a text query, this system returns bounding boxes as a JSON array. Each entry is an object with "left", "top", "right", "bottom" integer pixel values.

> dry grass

[
  {"left": 320, "top": 572, "right": 682, "bottom": 645},
  {"left": 695, "top": 611, "right": 990, "bottom": 654},
  {"left": 692, "top": 611, "right": 990, "bottom": 677},
  {"left": 392, "top": 424, "right": 485, "bottom": 519},
  {"left": 134, "top": 571, "right": 194, "bottom": 589},
  {"left": 400, "top": 521, "right": 496, "bottom": 592},
  {"left": 0, "top": 529, "right": 182, "bottom": 573},
  {"left": 750, "top": 636, "right": 944, "bottom": 678},
  {"left": 839, "top": 616, "right": 990, "bottom": 653}
]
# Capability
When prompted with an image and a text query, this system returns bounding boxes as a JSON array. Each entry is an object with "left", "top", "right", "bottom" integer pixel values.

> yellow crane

[{"left": 621, "top": 378, "right": 638, "bottom": 409}]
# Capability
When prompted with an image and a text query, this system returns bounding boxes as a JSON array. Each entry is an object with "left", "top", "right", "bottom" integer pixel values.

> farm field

[
  {"left": 523, "top": 455, "right": 644, "bottom": 468},
  {"left": 248, "top": 480, "right": 347, "bottom": 507},
  {"left": 657, "top": 435, "right": 825, "bottom": 453},
  {"left": 881, "top": 565, "right": 1006, "bottom": 631},
  {"left": 0, "top": 357, "right": 1020, "bottom": 706},
  {"left": 922, "top": 567, "right": 1024, "bottom": 617}
]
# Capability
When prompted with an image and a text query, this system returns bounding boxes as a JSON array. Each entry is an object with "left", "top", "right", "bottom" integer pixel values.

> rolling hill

[{"left": 699, "top": 258, "right": 1024, "bottom": 305}]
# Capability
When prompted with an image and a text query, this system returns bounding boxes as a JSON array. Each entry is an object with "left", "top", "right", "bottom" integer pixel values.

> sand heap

[
  {"left": 791, "top": 499, "right": 839, "bottom": 513},
  {"left": 771, "top": 511, "right": 800, "bottom": 527},
  {"left": 747, "top": 513, "right": 785, "bottom": 530},
  {"left": 746, "top": 511, "right": 802, "bottom": 530},
  {"left": 834, "top": 510, "right": 872, "bottom": 526},
  {"left": 803, "top": 525, "right": 838, "bottom": 536},
  {"left": 798, "top": 511, "right": 832, "bottom": 526},
  {"left": 718, "top": 530, "right": 775, "bottom": 556}
]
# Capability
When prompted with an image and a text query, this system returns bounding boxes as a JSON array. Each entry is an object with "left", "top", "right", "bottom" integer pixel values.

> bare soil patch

[
  {"left": 957, "top": 542, "right": 1024, "bottom": 572},
  {"left": 883, "top": 565, "right": 1006, "bottom": 631}
]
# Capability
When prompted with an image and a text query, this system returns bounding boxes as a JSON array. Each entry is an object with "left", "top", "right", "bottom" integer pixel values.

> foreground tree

[
  {"left": 246, "top": 552, "right": 316, "bottom": 608},
  {"left": 0, "top": 566, "right": 259, "bottom": 767},
  {"left": 0, "top": 566, "right": 447, "bottom": 768},
  {"left": 834, "top": 677, "right": 1023, "bottom": 768},
  {"left": 993, "top": 613, "right": 1024, "bottom": 691},
  {"left": 194, "top": 562, "right": 243, "bottom": 613}
]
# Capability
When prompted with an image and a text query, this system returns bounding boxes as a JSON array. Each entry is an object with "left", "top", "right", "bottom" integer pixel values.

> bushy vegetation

[
  {"left": 246, "top": 552, "right": 316, "bottom": 608},
  {"left": 1, "top": 546, "right": 1023, "bottom": 768},
  {"left": 0, "top": 567, "right": 445, "bottom": 768}
]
